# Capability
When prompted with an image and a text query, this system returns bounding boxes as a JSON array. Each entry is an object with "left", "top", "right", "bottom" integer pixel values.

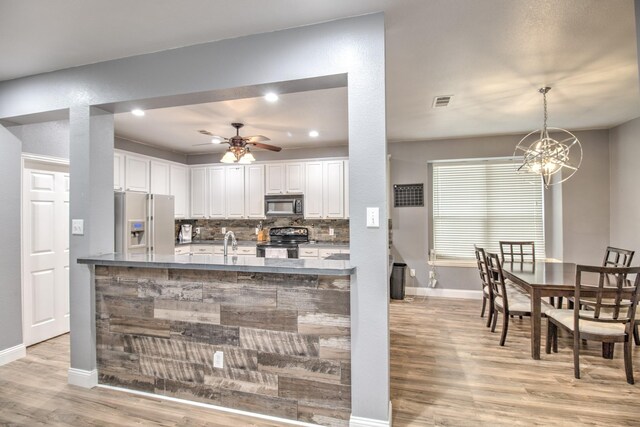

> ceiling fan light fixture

[
  {"left": 220, "top": 149, "right": 237, "bottom": 164},
  {"left": 238, "top": 149, "right": 256, "bottom": 164},
  {"left": 211, "top": 136, "right": 223, "bottom": 144}
]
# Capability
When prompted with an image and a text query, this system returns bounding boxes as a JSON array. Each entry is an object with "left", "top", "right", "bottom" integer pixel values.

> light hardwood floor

[{"left": 1, "top": 297, "right": 640, "bottom": 426}]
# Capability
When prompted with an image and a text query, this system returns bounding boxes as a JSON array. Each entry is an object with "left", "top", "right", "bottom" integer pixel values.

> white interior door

[{"left": 22, "top": 160, "right": 70, "bottom": 346}]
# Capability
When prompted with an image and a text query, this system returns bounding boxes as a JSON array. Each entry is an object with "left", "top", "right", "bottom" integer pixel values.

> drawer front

[
  {"left": 319, "top": 248, "right": 341, "bottom": 259},
  {"left": 193, "top": 245, "right": 213, "bottom": 254},
  {"left": 237, "top": 246, "right": 257, "bottom": 256},
  {"left": 212, "top": 247, "right": 225, "bottom": 255},
  {"left": 299, "top": 248, "right": 319, "bottom": 258},
  {"left": 174, "top": 246, "right": 190, "bottom": 255},
  {"left": 340, "top": 249, "right": 350, "bottom": 254}
]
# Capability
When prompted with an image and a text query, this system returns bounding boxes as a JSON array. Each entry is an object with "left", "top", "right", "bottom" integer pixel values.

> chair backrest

[
  {"left": 602, "top": 246, "right": 635, "bottom": 268},
  {"left": 575, "top": 265, "right": 640, "bottom": 333},
  {"left": 474, "top": 245, "right": 491, "bottom": 293},
  {"left": 486, "top": 252, "right": 508, "bottom": 310},
  {"left": 499, "top": 241, "right": 535, "bottom": 263}
]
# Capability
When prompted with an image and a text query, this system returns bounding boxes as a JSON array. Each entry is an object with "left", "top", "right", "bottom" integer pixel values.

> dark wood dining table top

[{"left": 502, "top": 261, "right": 577, "bottom": 289}]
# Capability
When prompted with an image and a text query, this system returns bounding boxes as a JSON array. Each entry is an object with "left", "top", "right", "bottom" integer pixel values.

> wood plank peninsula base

[{"left": 93, "top": 264, "right": 351, "bottom": 426}]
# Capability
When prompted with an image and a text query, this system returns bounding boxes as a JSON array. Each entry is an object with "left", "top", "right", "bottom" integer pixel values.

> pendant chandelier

[{"left": 514, "top": 87, "right": 582, "bottom": 188}]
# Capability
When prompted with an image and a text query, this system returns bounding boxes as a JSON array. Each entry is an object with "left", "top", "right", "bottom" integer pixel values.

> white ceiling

[{"left": 2, "top": 0, "right": 639, "bottom": 147}]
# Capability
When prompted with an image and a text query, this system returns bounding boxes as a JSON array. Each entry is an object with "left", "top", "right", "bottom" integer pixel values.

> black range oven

[{"left": 256, "top": 227, "right": 309, "bottom": 259}]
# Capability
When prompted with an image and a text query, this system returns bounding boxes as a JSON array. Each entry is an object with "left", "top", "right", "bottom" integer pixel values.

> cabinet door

[
  {"left": 125, "top": 155, "right": 150, "bottom": 193},
  {"left": 265, "top": 164, "right": 285, "bottom": 194},
  {"left": 170, "top": 165, "right": 188, "bottom": 218},
  {"left": 225, "top": 166, "right": 245, "bottom": 218},
  {"left": 304, "top": 162, "right": 323, "bottom": 219},
  {"left": 207, "top": 166, "right": 225, "bottom": 218},
  {"left": 286, "top": 162, "right": 305, "bottom": 193},
  {"left": 323, "top": 160, "right": 344, "bottom": 218},
  {"left": 150, "top": 160, "right": 170, "bottom": 195},
  {"left": 245, "top": 164, "right": 265, "bottom": 219},
  {"left": 344, "top": 160, "right": 349, "bottom": 219},
  {"left": 190, "top": 167, "right": 207, "bottom": 218},
  {"left": 113, "top": 152, "right": 124, "bottom": 191}
]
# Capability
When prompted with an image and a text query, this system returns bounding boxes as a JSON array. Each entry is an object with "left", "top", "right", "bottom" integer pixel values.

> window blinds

[{"left": 432, "top": 160, "right": 545, "bottom": 260}]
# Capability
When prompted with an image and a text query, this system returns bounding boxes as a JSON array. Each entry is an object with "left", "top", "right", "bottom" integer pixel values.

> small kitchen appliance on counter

[
  {"left": 256, "top": 226, "right": 309, "bottom": 258},
  {"left": 178, "top": 224, "right": 193, "bottom": 244}
]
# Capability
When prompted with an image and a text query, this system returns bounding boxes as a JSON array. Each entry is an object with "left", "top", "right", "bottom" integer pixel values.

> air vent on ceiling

[{"left": 432, "top": 95, "right": 453, "bottom": 108}]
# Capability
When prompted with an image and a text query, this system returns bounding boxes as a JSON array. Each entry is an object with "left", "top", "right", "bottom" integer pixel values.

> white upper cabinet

[
  {"left": 190, "top": 167, "right": 207, "bottom": 218},
  {"left": 170, "top": 164, "right": 189, "bottom": 218},
  {"left": 344, "top": 160, "right": 349, "bottom": 219},
  {"left": 124, "top": 154, "right": 150, "bottom": 193},
  {"left": 245, "top": 164, "right": 265, "bottom": 218},
  {"left": 305, "top": 161, "right": 324, "bottom": 219},
  {"left": 323, "top": 160, "right": 344, "bottom": 218},
  {"left": 113, "top": 152, "right": 124, "bottom": 191},
  {"left": 150, "top": 160, "right": 170, "bottom": 195},
  {"left": 225, "top": 166, "right": 245, "bottom": 218},
  {"left": 286, "top": 162, "right": 305, "bottom": 194},
  {"left": 304, "top": 160, "right": 345, "bottom": 219},
  {"left": 265, "top": 164, "right": 285, "bottom": 195},
  {"left": 207, "top": 166, "right": 226, "bottom": 218}
]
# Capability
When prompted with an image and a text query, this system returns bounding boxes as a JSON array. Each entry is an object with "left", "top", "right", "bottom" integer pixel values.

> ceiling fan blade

[
  {"left": 245, "top": 135, "right": 271, "bottom": 142},
  {"left": 250, "top": 142, "right": 282, "bottom": 152},
  {"left": 198, "top": 129, "right": 213, "bottom": 136},
  {"left": 192, "top": 142, "right": 219, "bottom": 146}
]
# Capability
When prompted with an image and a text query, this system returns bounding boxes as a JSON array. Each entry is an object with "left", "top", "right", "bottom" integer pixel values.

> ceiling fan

[{"left": 194, "top": 122, "right": 281, "bottom": 164}]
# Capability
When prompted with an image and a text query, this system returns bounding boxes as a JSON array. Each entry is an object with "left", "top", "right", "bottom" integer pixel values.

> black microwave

[{"left": 265, "top": 194, "right": 304, "bottom": 217}]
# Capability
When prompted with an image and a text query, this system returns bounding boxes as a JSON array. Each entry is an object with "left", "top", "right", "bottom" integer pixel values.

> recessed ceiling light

[
  {"left": 309, "top": 130, "right": 319, "bottom": 138},
  {"left": 131, "top": 109, "right": 145, "bottom": 116},
  {"left": 265, "top": 93, "right": 279, "bottom": 102}
]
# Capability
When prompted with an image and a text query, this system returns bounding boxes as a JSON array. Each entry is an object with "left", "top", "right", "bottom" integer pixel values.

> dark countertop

[
  {"left": 176, "top": 240, "right": 257, "bottom": 247},
  {"left": 298, "top": 242, "right": 350, "bottom": 249},
  {"left": 324, "top": 253, "right": 350, "bottom": 261},
  {"left": 78, "top": 253, "right": 355, "bottom": 276}
]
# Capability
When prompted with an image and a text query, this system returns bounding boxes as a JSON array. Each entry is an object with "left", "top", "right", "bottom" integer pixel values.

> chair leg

[
  {"left": 500, "top": 311, "right": 509, "bottom": 346},
  {"left": 602, "top": 343, "right": 614, "bottom": 359},
  {"left": 486, "top": 299, "right": 494, "bottom": 328},
  {"left": 556, "top": 296, "right": 563, "bottom": 309},
  {"left": 546, "top": 320, "right": 552, "bottom": 354},
  {"left": 634, "top": 324, "right": 639, "bottom": 346},
  {"left": 552, "top": 324, "right": 558, "bottom": 353},
  {"left": 573, "top": 332, "right": 581, "bottom": 379},
  {"left": 480, "top": 295, "right": 487, "bottom": 318},
  {"left": 624, "top": 339, "right": 634, "bottom": 385},
  {"left": 491, "top": 310, "right": 498, "bottom": 333},
  {"left": 568, "top": 299, "right": 574, "bottom": 310}
]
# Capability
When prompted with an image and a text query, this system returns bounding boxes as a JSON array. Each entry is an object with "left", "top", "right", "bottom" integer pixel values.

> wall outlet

[
  {"left": 213, "top": 351, "right": 224, "bottom": 369},
  {"left": 255, "top": 227, "right": 259, "bottom": 235},
  {"left": 366, "top": 207, "right": 380, "bottom": 228},
  {"left": 221, "top": 227, "right": 226, "bottom": 234},
  {"left": 195, "top": 227, "right": 201, "bottom": 235},
  {"left": 410, "top": 268, "right": 416, "bottom": 277},
  {"left": 71, "top": 219, "right": 84, "bottom": 235},
  {"left": 329, "top": 228, "right": 335, "bottom": 236}
]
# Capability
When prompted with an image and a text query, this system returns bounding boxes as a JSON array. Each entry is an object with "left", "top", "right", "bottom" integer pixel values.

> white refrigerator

[{"left": 115, "top": 191, "right": 175, "bottom": 255}]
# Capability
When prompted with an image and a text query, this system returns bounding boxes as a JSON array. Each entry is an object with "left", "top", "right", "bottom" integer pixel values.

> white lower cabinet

[
  {"left": 174, "top": 245, "right": 191, "bottom": 255},
  {"left": 299, "top": 247, "right": 349, "bottom": 259}
]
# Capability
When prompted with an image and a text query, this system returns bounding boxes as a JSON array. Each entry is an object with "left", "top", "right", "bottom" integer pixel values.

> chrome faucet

[{"left": 223, "top": 230, "right": 237, "bottom": 257}]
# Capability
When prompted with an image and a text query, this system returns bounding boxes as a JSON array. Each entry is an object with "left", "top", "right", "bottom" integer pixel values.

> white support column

[{"left": 68, "top": 105, "right": 114, "bottom": 386}]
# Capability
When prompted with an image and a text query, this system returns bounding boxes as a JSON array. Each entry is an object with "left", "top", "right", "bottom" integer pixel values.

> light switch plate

[
  {"left": 72, "top": 219, "right": 84, "bottom": 235},
  {"left": 366, "top": 207, "right": 380, "bottom": 228},
  {"left": 329, "top": 228, "right": 335, "bottom": 236},
  {"left": 221, "top": 227, "right": 226, "bottom": 234},
  {"left": 213, "top": 350, "right": 224, "bottom": 369}
]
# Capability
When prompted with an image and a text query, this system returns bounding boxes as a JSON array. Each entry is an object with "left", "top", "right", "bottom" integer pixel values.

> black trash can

[{"left": 390, "top": 262, "right": 407, "bottom": 300}]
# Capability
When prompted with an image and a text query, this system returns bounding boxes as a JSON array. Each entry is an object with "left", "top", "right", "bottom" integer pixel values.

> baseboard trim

[
  {"left": 97, "top": 384, "right": 318, "bottom": 426},
  {"left": 350, "top": 401, "right": 393, "bottom": 427},
  {"left": 406, "top": 287, "right": 482, "bottom": 300},
  {"left": 68, "top": 368, "right": 98, "bottom": 388},
  {"left": 0, "top": 343, "right": 26, "bottom": 366}
]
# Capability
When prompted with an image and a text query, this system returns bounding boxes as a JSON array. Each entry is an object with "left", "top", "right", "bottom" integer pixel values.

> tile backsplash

[{"left": 176, "top": 218, "right": 349, "bottom": 243}]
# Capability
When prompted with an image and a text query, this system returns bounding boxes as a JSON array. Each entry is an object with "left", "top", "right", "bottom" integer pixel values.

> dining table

[{"left": 502, "top": 261, "right": 577, "bottom": 360}]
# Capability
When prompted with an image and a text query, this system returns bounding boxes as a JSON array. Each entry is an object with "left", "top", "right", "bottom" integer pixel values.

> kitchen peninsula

[{"left": 78, "top": 253, "right": 354, "bottom": 426}]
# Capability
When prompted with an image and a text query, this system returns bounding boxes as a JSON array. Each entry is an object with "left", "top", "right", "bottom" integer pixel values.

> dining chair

[
  {"left": 486, "top": 252, "right": 546, "bottom": 346},
  {"left": 545, "top": 265, "right": 640, "bottom": 384},
  {"left": 499, "top": 241, "right": 535, "bottom": 264},
  {"left": 474, "top": 246, "right": 493, "bottom": 327}
]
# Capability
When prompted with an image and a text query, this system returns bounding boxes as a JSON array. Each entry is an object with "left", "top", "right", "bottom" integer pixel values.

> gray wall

[
  {"left": 0, "top": 127, "right": 23, "bottom": 351},
  {"left": 115, "top": 136, "right": 187, "bottom": 164},
  {"left": 0, "top": 14, "right": 390, "bottom": 423},
  {"left": 187, "top": 144, "right": 348, "bottom": 164},
  {"left": 8, "top": 120, "right": 70, "bottom": 159},
  {"left": 389, "top": 129, "right": 611, "bottom": 290},
  {"left": 609, "top": 116, "right": 640, "bottom": 251}
]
